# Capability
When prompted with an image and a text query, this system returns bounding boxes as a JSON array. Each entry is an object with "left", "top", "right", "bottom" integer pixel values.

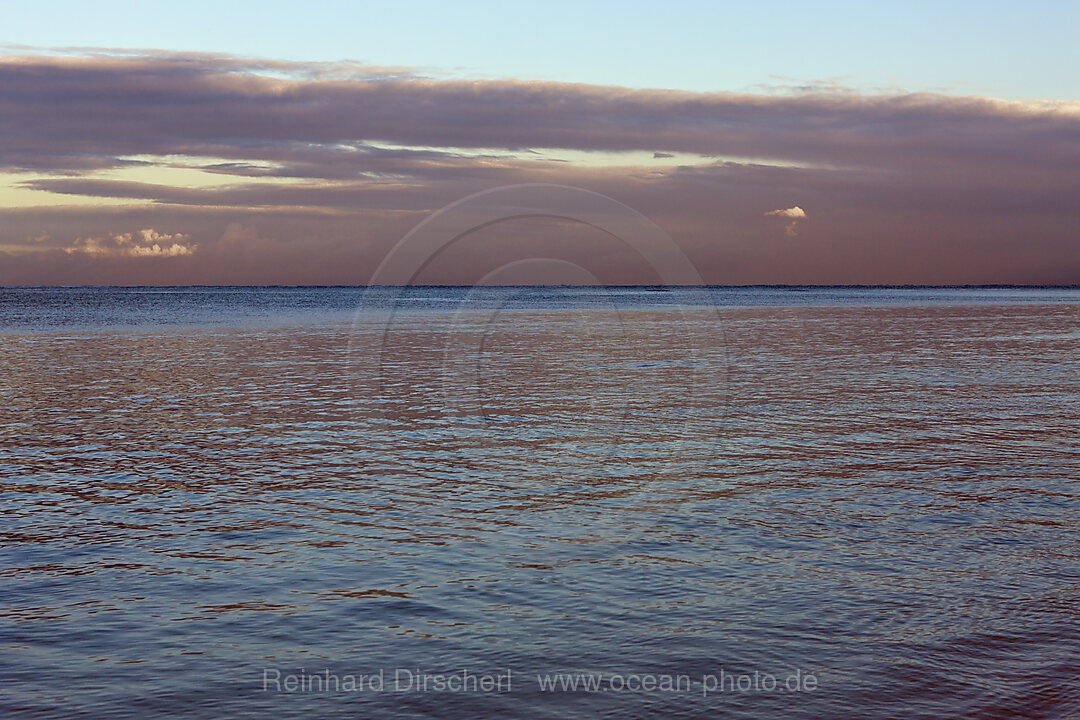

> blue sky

[{"left": 3, "top": 0, "right": 1078, "bottom": 99}]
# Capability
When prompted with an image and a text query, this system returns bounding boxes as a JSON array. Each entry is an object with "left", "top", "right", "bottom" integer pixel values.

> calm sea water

[{"left": 2, "top": 287, "right": 1079, "bottom": 719}]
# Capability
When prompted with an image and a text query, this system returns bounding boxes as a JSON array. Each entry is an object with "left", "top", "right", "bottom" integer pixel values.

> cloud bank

[{"left": 0, "top": 52, "right": 1078, "bottom": 285}]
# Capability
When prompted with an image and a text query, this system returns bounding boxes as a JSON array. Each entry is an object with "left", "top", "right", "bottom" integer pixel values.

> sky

[{"left": 1, "top": 1, "right": 1079, "bottom": 285}]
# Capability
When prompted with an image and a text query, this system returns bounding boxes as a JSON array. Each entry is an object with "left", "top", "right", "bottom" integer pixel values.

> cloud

[
  {"left": 765, "top": 206, "right": 807, "bottom": 237},
  {"left": 0, "top": 51, "right": 1078, "bottom": 284},
  {"left": 1, "top": 53, "right": 1078, "bottom": 178},
  {"left": 65, "top": 228, "right": 196, "bottom": 257},
  {"left": 765, "top": 206, "right": 806, "bottom": 219}
]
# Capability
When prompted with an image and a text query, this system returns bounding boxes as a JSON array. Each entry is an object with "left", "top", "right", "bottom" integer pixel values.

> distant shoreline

[{"left": 4, "top": 284, "right": 1080, "bottom": 290}]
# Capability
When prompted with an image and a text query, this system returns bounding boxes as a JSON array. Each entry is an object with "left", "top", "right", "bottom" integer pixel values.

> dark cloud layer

[{"left": 1, "top": 52, "right": 1078, "bottom": 284}]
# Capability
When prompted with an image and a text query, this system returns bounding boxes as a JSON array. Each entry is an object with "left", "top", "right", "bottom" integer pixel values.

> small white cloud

[
  {"left": 764, "top": 205, "right": 807, "bottom": 236},
  {"left": 764, "top": 206, "right": 806, "bottom": 219},
  {"left": 65, "top": 228, "right": 196, "bottom": 257}
]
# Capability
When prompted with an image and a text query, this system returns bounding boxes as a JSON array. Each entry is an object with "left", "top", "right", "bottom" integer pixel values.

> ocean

[{"left": 2, "top": 286, "right": 1078, "bottom": 718}]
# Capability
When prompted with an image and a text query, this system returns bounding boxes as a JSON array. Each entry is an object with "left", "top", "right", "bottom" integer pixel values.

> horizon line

[{"left": 4, "top": 284, "right": 1080, "bottom": 290}]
